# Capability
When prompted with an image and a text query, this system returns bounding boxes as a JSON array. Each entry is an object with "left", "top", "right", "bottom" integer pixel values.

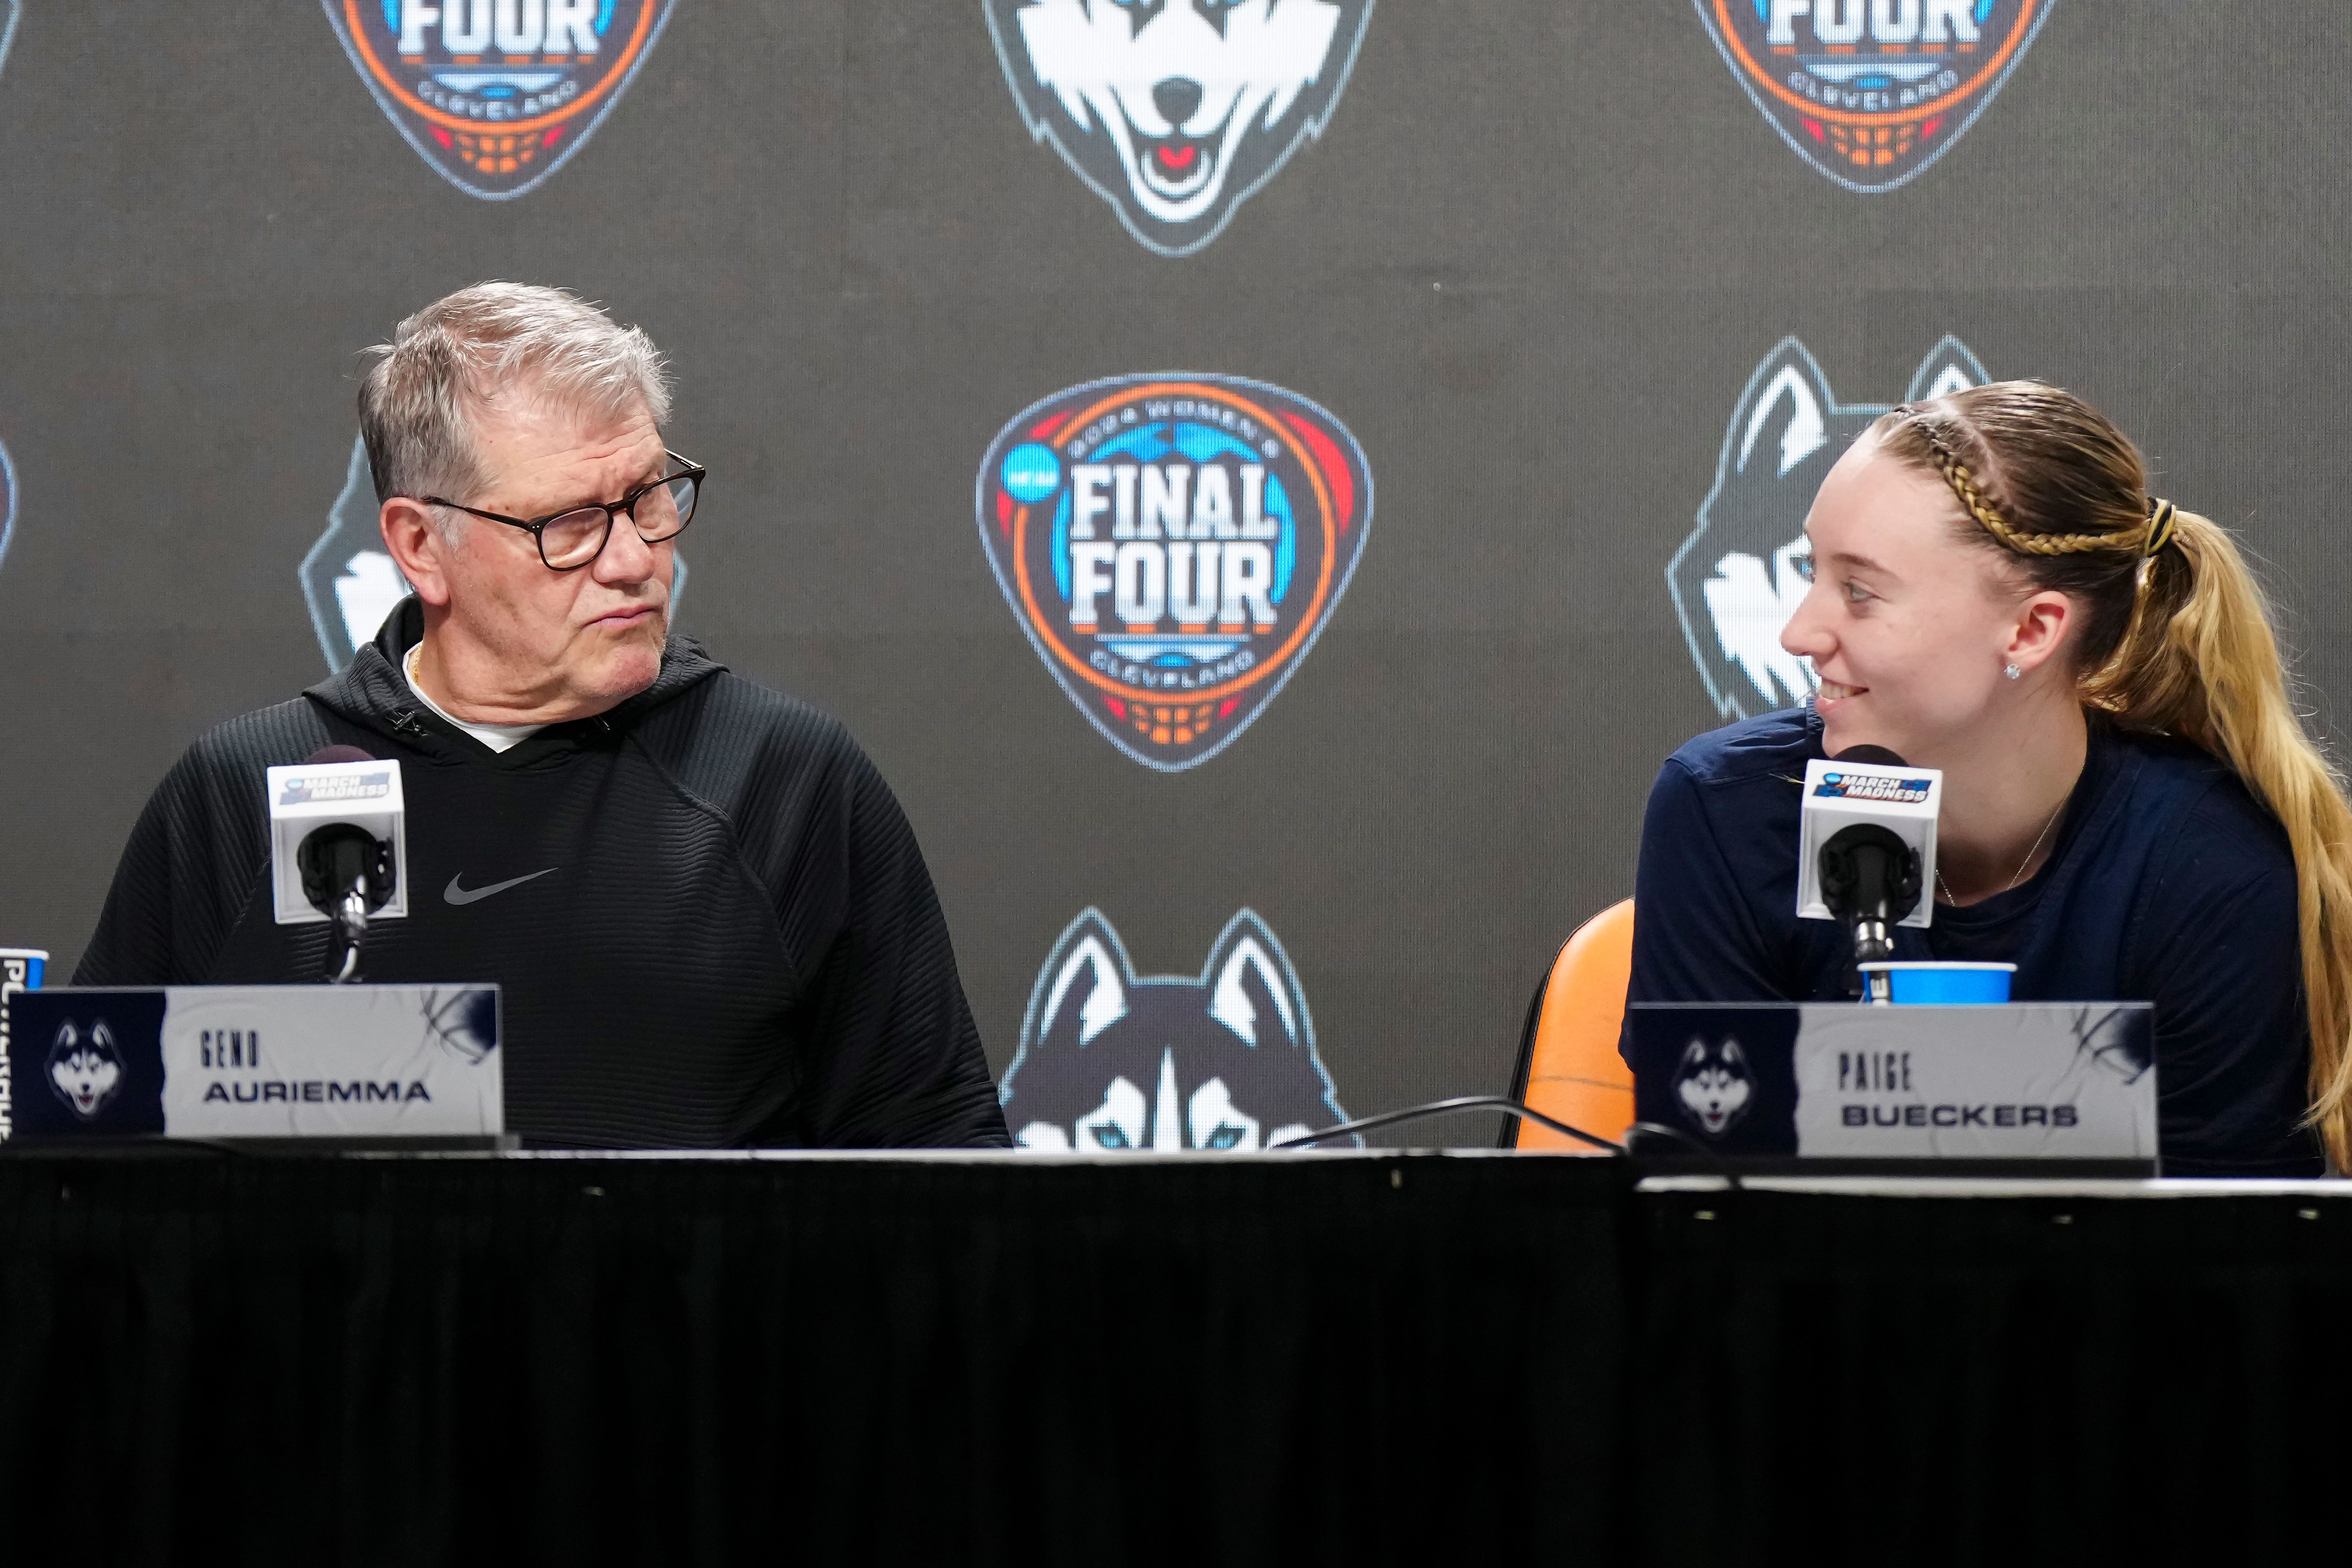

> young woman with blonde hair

[{"left": 1629, "top": 379, "right": 2350, "bottom": 1175}]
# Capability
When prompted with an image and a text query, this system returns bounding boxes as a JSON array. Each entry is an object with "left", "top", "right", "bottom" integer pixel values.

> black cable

[{"left": 1268, "top": 1096, "right": 1623, "bottom": 1155}]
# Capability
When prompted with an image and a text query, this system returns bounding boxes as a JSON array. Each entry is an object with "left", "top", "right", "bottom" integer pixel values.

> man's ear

[
  {"left": 380, "top": 498, "right": 453, "bottom": 608},
  {"left": 2005, "top": 590, "right": 2076, "bottom": 675}
]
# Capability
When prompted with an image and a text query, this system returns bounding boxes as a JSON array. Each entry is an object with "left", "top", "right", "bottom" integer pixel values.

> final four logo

[
  {"left": 984, "top": 0, "right": 1376, "bottom": 256},
  {"left": 325, "top": 0, "right": 677, "bottom": 200},
  {"left": 977, "top": 374, "right": 1371, "bottom": 770},
  {"left": 1696, "top": 0, "right": 2052, "bottom": 192}
]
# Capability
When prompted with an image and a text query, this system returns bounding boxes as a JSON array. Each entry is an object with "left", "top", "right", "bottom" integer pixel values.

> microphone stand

[
  {"left": 1819, "top": 823, "right": 1920, "bottom": 1004},
  {"left": 299, "top": 824, "right": 394, "bottom": 986},
  {"left": 329, "top": 884, "right": 371, "bottom": 985}
]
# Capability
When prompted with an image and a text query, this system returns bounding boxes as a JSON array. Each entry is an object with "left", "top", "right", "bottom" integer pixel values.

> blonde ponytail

[
  {"left": 1881, "top": 383, "right": 2352, "bottom": 1170},
  {"left": 2084, "top": 512, "right": 2352, "bottom": 1170}
]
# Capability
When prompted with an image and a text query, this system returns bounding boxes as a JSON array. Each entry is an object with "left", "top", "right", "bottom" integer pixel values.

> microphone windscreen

[
  {"left": 303, "top": 745, "right": 376, "bottom": 765},
  {"left": 1833, "top": 744, "right": 1908, "bottom": 768}
]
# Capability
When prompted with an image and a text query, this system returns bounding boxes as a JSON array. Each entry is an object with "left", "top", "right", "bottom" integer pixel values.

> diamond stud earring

[{"left": 2004, "top": 663, "right": 2022, "bottom": 680}]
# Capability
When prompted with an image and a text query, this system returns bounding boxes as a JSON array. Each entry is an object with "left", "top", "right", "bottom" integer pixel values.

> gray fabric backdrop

[{"left": 1, "top": 3, "right": 2344, "bottom": 1144}]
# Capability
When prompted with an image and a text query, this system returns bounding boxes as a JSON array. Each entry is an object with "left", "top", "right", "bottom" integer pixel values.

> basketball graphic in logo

[
  {"left": 1695, "top": 0, "right": 2053, "bottom": 193},
  {"left": 325, "top": 0, "right": 678, "bottom": 200},
  {"left": 976, "top": 374, "right": 1372, "bottom": 771}
]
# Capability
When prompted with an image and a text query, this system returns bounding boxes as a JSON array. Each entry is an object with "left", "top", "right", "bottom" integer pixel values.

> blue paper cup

[
  {"left": 0, "top": 948, "right": 44, "bottom": 994},
  {"left": 1859, "top": 961, "right": 2015, "bottom": 1004}
]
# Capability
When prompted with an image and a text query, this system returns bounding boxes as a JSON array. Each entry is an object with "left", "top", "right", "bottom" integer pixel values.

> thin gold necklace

[{"left": 1937, "top": 792, "right": 2068, "bottom": 907}]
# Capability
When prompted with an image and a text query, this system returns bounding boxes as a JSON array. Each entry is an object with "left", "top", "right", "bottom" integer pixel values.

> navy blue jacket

[{"left": 1628, "top": 707, "right": 2322, "bottom": 1176}]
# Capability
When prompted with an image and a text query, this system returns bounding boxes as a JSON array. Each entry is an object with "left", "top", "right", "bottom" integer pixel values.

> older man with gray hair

[{"left": 77, "top": 283, "right": 1010, "bottom": 1149}]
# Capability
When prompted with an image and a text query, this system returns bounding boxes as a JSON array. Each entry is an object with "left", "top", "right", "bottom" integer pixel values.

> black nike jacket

[{"left": 75, "top": 599, "right": 1011, "bottom": 1149}]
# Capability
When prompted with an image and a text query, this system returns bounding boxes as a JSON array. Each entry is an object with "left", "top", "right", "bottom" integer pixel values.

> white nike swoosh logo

[{"left": 444, "top": 868, "right": 559, "bottom": 906}]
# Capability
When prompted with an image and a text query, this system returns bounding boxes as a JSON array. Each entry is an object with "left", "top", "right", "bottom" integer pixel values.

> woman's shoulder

[
  {"left": 1663, "top": 705, "right": 1824, "bottom": 788},
  {"left": 2106, "top": 726, "right": 2292, "bottom": 868}
]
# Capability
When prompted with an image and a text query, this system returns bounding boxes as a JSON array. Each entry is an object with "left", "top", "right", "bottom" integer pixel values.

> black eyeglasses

[{"left": 421, "top": 451, "right": 706, "bottom": 571}]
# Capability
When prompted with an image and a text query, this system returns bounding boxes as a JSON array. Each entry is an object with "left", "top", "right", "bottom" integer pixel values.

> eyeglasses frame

[{"left": 417, "top": 450, "right": 707, "bottom": 572}]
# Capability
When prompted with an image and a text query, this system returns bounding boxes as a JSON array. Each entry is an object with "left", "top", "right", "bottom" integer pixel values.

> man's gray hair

[{"left": 357, "top": 282, "right": 672, "bottom": 507}]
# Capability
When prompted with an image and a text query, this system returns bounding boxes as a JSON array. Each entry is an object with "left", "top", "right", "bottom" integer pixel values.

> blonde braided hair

[
  {"left": 1891, "top": 403, "right": 2166, "bottom": 558},
  {"left": 1875, "top": 381, "right": 2352, "bottom": 1172}
]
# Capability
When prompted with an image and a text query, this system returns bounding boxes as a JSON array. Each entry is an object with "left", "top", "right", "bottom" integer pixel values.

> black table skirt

[{"left": 1, "top": 1153, "right": 2345, "bottom": 1566}]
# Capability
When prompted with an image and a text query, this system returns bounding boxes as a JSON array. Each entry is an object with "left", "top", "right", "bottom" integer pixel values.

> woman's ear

[
  {"left": 2004, "top": 589, "right": 2075, "bottom": 675},
  {"left": 379, "top": 498, "right": 453, "bottom": 608}
]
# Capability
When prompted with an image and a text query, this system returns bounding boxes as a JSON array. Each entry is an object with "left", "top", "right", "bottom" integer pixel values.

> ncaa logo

[
  {"left": 303, "top": 435, "right": 688, "bottom": 671},
  {"left": 976, "top": 374, "right": 1371, "bottom": 771},
  {"left": 325, "top": 0, "right": 678, "bottom": 200},
  {"left": 985, "top": 0, "right": 1376, "bottom": 256},
  {"left": 1696, "top": 0, "right": 2053, "bottom": 192},
  {"left": 1669, "top": 336, "right": 1986, "bottom": 718}
]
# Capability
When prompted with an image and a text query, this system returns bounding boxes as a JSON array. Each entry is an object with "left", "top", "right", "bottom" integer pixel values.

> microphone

[
  {"left": 267, "top": 746, "right": 409, "bottom": 984},
  {"left": 1796, "top": 744, "right": 1941, "bottom": 1002}
]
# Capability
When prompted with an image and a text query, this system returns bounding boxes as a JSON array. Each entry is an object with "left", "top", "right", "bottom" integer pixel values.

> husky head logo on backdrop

[
  {"left": 303, "top": 439, "right": 413, "bottom": 672},
  {"left": 1695, "top": 0, "right": 2052, "bottom": 193},
  {"left": 1668, "top": 336, "right": 1986, "bottom": 719},
  {"left": 977, "top": 374, "right": 1370, "bottom": 769},
  {"left": 325, "top": 0, "right": 678, "bottom": 200},
  {"left": 303, "top": 436, "right": 687, "bottom": 671},
  {"left": 48, "top": 1020, "right": 125, "bottom": 1120},
  {"left": 1001, "top": 909, "right": 1350, "bottom": 1150},
  {"left": 985, "top": 0, "right": 1376, "bottom": 255},
  {"left": 1674, "top": 1036, "right": 1753, "bottom": 1137}
]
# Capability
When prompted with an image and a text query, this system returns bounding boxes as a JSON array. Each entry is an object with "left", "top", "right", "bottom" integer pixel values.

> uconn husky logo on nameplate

[
  {"left": 303, "top": 436, "right": 687, "bottom": 671},
  {"left": 985, "top": 0, "right": 1375, "bottom": 255},
  {"left": 1001, "top": 909, "right": 1351, "bottom": 1150},
  {"left": 1668, "top": 336, "right": 1987, "bottom": 719},
  {"left": 1674, "top": 1036, "right": 1754, "bottom": 1137},
  {"left": 9, "top": 990, "right": 171, "bottom": 1139},
  {"left": 48, "top": 1020, "right": 126, "bottom": 1120},
  {"left": 1695, "top": 0, "right": 2054, "bottom": 192},
  {"left": 325, "top": 0, "right": 679, "bottom": 200},
  {"left": 978, "top": 374, "right": 1370, "bottom": 769}
]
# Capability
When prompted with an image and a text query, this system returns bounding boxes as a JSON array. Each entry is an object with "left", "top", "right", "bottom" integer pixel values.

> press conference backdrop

[{"left": 1, "top": 3, "right": 2347, "bottom": 1148}]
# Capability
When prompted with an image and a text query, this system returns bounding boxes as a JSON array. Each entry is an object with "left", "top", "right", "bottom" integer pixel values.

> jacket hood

[{"left": 303, "top": 595, "right": 727, "bottom": 762}]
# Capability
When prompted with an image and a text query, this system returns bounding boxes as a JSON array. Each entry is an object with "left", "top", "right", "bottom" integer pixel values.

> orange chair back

[{"left": 1508, "top": 900, "right": 1636, "bottom": 1152}]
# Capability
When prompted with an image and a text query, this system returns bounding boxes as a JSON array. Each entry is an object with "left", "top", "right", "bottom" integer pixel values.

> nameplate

[
  {"left": 4, "top": 985, "right": 502, "bottom": 1144},
  {"left": 1627, "top": 1002, "right": 2157, "bottom": 1172}
]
